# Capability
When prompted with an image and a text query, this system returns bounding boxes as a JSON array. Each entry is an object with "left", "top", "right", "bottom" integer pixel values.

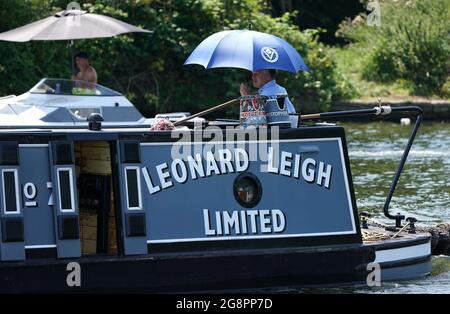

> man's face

[
  {"left": 251, "top": 70, "right": 271, "bottom": 88},
  {"left": 75, "top": 57, "right": 88, "bottom": 68}
]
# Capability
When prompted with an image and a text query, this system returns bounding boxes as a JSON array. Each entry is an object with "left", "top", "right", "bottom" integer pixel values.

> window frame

[
  {"left": 124, "top": 166, "right": 143, "bottom": 210},
  {"left": 56, "top": 167, "right": 76, "bottom": 213},
  {"left": 1, "top": 168, "right": 21, "bottom": 215}
]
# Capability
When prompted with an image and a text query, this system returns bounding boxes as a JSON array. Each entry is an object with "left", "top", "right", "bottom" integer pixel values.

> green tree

[
  {"left": 337, "top": 0, "right": 450, "bottom": 97},
  {"left": 0, "top": 0, "right": 355, "bottom": 117}
]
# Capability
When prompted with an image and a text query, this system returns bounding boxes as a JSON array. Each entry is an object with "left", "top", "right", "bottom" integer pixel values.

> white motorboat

[{"left": 0, "top": 78, "right": 154, "bottom": 128}]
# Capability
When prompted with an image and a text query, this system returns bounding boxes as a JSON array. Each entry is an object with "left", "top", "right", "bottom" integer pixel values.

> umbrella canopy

[
  {"left": 184, "top": 30, "right": 309, "bottom": 73},
  {"left": 0, "top": 9, "right": 151, "bottom": 42}
]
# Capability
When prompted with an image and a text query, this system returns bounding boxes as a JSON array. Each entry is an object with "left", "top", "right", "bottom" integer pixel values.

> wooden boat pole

[
  {"left": 299, "top": 113, "right": 321, "bottom": 120},
  {"left": 173, "top": 98, "right": 240, "bottom": 126}
]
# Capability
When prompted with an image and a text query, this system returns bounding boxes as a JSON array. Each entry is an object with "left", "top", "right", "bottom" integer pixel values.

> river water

[
  {"left": 322, "top": 121, "right": 449, "bottom": 293},
  {"left": 345, "top": 121, "right": 449, "bottom": 225}
]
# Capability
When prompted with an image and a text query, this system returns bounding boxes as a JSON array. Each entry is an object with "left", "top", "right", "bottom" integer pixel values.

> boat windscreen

[{"left": 30, "top": 78, "right": 121, "bottom": 97}]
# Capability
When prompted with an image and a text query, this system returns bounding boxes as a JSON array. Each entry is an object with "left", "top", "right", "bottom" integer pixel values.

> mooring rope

[
  {"left": 391, "top": 221, "right": 412, "bottom": 238},
  {"left": 361, "top": 216, "right": 414, "bottom": 241},
  {"left": 366, "top": 217, "right": 389, "bottom": 228}
]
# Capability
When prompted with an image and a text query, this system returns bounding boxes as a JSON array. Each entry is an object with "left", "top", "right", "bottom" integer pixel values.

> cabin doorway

[{"left": 74, "top": 141, "right": 118, "bottom": 256}]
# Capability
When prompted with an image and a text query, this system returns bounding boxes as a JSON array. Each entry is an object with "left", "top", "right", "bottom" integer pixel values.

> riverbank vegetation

[
  {"left": 335, "top": 0, "right": 450, "bottom": 101},
  {"left": 0, "top": 0, "right": 448, "bottom": 117}
]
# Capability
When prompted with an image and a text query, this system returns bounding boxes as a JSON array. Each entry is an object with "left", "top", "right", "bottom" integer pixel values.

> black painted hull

[
  {"left": 0, "top": 243, "right": 373, "bottom": 293},
  {"left": 0, "top": 233, "right": 434, "bottom": 293}
]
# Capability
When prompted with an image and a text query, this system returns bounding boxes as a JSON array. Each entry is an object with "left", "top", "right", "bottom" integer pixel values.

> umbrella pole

[{"left": 70, "top": 40, "right": 75, "bottom": 73}]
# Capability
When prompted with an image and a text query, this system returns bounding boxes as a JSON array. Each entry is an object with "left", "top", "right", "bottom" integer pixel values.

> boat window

[
  {"left": 2, "top": 169, "right": 20, "bottom": 214},
  {"left": 69, "top": 108, "right": 101, "bottom": 120},
  {"left": 124, "top": 166, "right": 142, "bottom": 210},
  {"left": 30, "top": 78, "right": 121, "bottom": 97},
  {"left": 57, "top": 168, "right": 75, "bottom": 212}
]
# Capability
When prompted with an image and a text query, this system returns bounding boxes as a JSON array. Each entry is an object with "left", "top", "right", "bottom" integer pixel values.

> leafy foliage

[
  {"left": 337, "top": 0, "right": 450, "bottom": 97},
  {"left": 269, "top": 0, "right": 364, "bottom": 45},
  {"left": 0, "top": 0, "right": 355, "bottom": 117}
]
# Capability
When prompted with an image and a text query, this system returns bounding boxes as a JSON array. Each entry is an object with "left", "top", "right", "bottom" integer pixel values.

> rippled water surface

[
  {"left": 344, "top": 122, "right": 449, "bottom": 225},
  {"left": 336, "top": 121, "right": 449, "bottom": 293}
]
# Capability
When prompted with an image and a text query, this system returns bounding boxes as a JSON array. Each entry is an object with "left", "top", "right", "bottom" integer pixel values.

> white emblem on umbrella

[{"left": 261, "top": 47, "right": 279, "bottom": 63}]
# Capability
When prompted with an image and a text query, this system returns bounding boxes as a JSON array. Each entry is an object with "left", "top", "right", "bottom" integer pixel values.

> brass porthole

[{"left": 233, "top": 172, "right": 262, "bottom": 208}]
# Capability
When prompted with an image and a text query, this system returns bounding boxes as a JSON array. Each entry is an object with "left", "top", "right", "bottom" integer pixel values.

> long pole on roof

[{"left": 173, "top": 98, "right": 239, "bottom": 126}]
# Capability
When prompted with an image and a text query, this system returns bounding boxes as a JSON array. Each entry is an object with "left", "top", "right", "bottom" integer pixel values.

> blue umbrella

[{"left": 184, "top": 30, "right": 309, "bottom": 73}]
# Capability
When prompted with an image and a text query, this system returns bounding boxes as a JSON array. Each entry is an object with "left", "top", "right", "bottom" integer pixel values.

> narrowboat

[{"left": 0, "top": 78, "right": 430, "bottom": 292}]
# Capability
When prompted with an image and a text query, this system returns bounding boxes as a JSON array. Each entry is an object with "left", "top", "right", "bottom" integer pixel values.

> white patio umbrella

[{"left": 0, "top": 8, "right": 151, "bottom": 70}]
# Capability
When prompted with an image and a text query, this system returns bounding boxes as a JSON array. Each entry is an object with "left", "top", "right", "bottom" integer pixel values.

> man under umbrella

[
  {"left": 239, "top": 69, "right": 296, "bottom": 113},
  {"left": 184, "top": 30, "right": 309, "bottom": 116}
]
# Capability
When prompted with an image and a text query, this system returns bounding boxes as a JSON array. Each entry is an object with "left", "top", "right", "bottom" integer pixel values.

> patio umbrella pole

[{"left": 70, "top": 40, "right": 75, "bottom": 73}]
